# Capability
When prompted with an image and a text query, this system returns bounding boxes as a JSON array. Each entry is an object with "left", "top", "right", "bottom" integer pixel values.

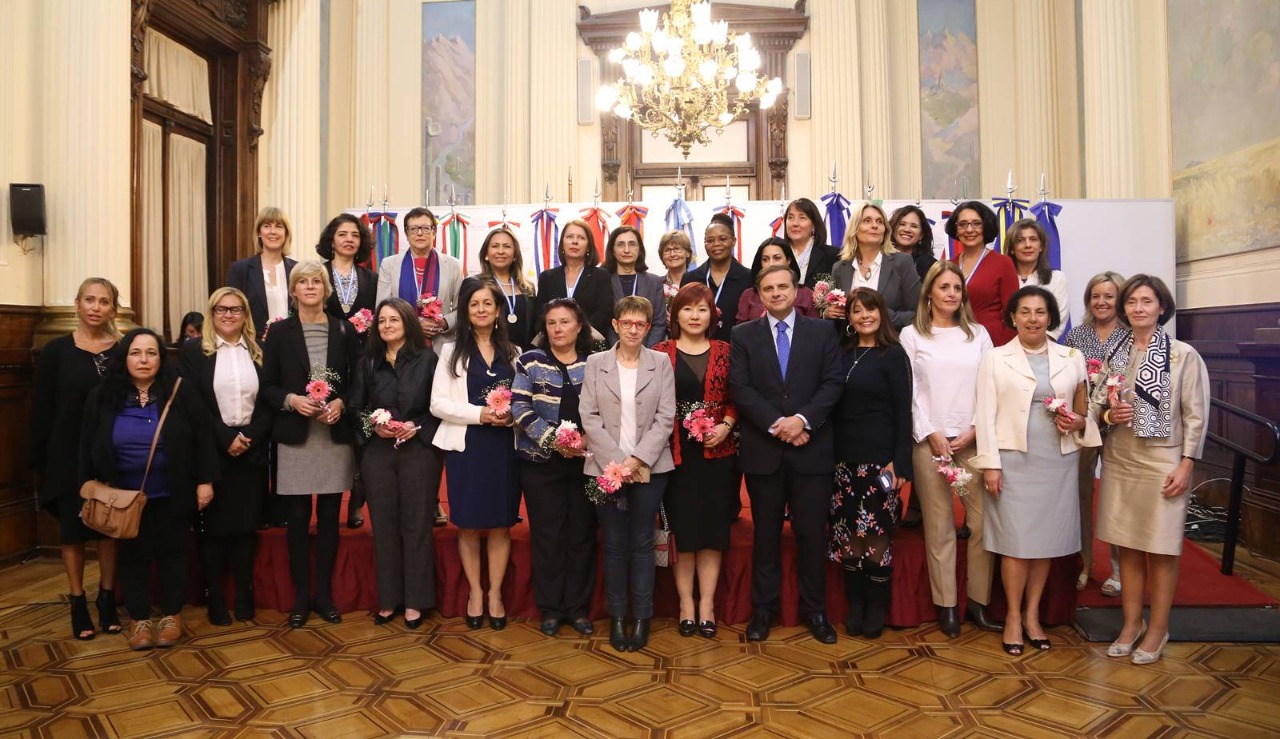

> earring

[{"left": 845, "top": 324, "right": 855, "bottom": 337}]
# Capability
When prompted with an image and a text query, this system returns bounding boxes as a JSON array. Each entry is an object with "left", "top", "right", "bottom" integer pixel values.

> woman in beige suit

[
  {"left": 975, "top": 286, "right": 1101, "bottom": 655},
  {"left": 580, "top": 295, "right": 677, "bottom": 653},
  {"left": 1093, "top": 275, "right": 1209, "bottom": 665}
]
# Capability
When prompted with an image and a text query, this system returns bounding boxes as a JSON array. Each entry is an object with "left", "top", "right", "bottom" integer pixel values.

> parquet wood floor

[{"left": 2, "top": 556, "right": 1279, "bottom": 738}]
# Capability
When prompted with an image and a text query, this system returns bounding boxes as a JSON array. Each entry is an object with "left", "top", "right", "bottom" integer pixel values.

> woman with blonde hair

[
  {"left": 899, "top": 261, "right": 999, "bottom": 637},
  {"left": 180, "top": 287, "right": 272, "bottom": 624},
  {"left": 658, "top": 231, "right": 695, "bottom": 310},
  {"left": 31, "top": 277, "right": 123, "bottom": 640},
  {"left": 828, "top": 202, "right": 921, "bottom": 329},
  {"left": 228, "top": 206, "right": 297, "bottom": 342},
  {"left": 1063, "top": 271, "right": 1129, "bottom": 594}
]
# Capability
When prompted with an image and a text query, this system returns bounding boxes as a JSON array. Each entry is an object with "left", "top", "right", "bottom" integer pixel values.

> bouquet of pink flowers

[
  {"left": 349, "top": 308, "right": 374, "bottom": 334},
  {"left": 585, "top": 461, "right": 633, "bottom": 506},
  {"left": 305, "top": 366, "right": 340, "bottom": 404},
  {"left": 362, "top": 408, "right": 410, "bottom": 447},
  {"left": 662, "top": 280, "right": 680, "bottom": 303},
  {"left": 1042, "top": 394, "right": 1078, "bottom": 422},
  {"left": 1086, "top": 358, "right": 1104, "bottom": 386},
  {"left": 933, "top": 456, "right": 974, "bottom": 498},
  {"left": 679, "top": 402, "right": 718, "bottom": 442},
  {"left": 484, "top": 381, "right": 512, "bottom": 416},
  {"left": 1106, "top": 372, "right": 1126, "bottom": 407},
  {"left": 811, "top": 275, "right": 847, "bottom": 316},
  {"left": 418, "top": 294, "right": 443, "bottom": 323},
  {"left": 552, "top": 420, "right": 584, "bottom": 452}
]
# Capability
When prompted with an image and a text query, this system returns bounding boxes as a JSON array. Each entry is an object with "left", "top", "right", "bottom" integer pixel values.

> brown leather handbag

[{"left": 79, "top": 378, "right": 182, "bottom": 539}]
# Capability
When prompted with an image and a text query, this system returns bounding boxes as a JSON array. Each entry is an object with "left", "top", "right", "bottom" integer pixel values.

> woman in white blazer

[
  {"left": 430, "top": 280, "right": 521, "bottom": 631},
  {"left": 974, "top": 286, "right": 1101, "bottom": 656},
  {"left": 579, "top": 295, "right": 676, "bottom": 653}
]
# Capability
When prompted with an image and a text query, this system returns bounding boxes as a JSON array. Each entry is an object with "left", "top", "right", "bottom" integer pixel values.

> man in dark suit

[
  {"left": 682, "top": 214, "right": 753, "bottom": 342},
  {"left": 729, "top": 264, "right": 843, "bottom": 644}
]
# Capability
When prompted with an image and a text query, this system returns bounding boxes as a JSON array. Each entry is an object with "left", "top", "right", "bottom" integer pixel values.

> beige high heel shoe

[
  {"left": 1106, "top": 620, "right": 1147, "bottom": 657},
  {"left": 1132, "top": 632, "right": 1169, "bottom": 665}
]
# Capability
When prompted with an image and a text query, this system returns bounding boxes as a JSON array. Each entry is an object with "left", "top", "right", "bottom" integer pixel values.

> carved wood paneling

[{"left": 0, "top": 307, "right": 41, "bottom": 560}]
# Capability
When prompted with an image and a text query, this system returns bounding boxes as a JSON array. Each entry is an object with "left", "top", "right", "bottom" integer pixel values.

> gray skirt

[{"left": 277, "top": 419, "right": 356, "bottom": 495}]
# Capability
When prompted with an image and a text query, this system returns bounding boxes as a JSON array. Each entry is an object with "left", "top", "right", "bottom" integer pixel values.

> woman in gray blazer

[
  {"left": 580, "top": 295, "right": 676, "bottom": 653},
  {"left": 603, "top": 226, "right": 667, "bottom": 347},
  {"left": 829, "top": 202, "right": 922, "bottom": 329}
]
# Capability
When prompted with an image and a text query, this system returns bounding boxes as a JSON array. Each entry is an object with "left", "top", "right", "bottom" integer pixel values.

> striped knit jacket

[{"left": 511, "top": 348, "right": 589, "bottom": 462}]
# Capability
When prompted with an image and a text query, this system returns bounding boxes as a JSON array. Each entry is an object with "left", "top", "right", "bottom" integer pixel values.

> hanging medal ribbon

[
  {"left": 821, "top": 192, "right": 852, "bottom": 249},
  {"left": 437, "top": 212, "right": 471, "bottom": 268},
  {"left": 991, "top": 196, "right": 1030, "bottom": 255},
  {"left": 529, "top": 208, "right": 560, "bottom": 273},
  {"left": 616, "top": 203, "right": 649, "bottom": 239},
  {"left": 714, "top": 204, "right": 747, "bottom": 262},
  {"left": 579, "top": 206, "right": 611, "bottom": 263}
]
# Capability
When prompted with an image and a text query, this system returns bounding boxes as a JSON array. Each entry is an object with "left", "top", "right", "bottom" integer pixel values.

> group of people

[{"left": 32, "top": 197, "right": 1208, "bottom": 665}]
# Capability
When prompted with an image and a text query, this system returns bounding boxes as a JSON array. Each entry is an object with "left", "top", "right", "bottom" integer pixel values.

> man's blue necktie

[{"left": 776, "top": 321, "right": 790, "bottom": 380}]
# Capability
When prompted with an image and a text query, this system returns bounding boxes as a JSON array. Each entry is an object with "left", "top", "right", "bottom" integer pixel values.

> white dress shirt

[
  {"left": 900, "top": 323, "right": 993, "bottom": 442},
  {"left": 852, "top": 252, "right": 883, "bottom": 291},
  {"left": 213, "top": 336, "right": 259, "bottom": 427},
  {"left": 264, "top": 262, "right": 289, "bottom": 323},
  {"left": 618, "top": 363, "right": 638, "bottom": 456}
]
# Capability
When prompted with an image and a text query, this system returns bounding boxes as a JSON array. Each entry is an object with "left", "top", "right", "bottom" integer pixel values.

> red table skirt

[{"left": 208, "top": 488, "right": 1077, "bottom": 628}]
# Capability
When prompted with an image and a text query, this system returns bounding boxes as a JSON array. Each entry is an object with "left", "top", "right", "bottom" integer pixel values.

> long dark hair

[
  {"left": 749, "top": 237, "right": 802, "bottom": 284},
  {"left": 603, "top": 225, "right": 649, "bottom": 273},
  {"left": 364, "top": 298, "right": 426, "bottom": 360},
  {"left": 842, "top": 288, "right": 900, "bottom": 350},
  {"left": 449, "top": 279, "right": 518, "bottom": 377},
  {"left": 534, "top": 298, "right": 595, "bottom": 357},
  {"left": 101, "top": 328, "right": 174, "bottom": 411},
  {"left": 315, "top": 213, "right": 374, "bottom": 264},
  {"left": 783, "top": 198, "right": 828, "bottom": 249}
]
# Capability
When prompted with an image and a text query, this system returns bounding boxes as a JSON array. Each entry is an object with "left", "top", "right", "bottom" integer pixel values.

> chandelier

[{"left": 595, "top": 0, "right": 783, "bottom": 159}]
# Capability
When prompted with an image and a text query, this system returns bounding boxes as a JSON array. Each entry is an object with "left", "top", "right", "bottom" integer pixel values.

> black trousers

[
  {"left": 745, "top": 466, "right": 832, "bottom": 618},
  {"left": 120, "top": 496, "right": 189, "bottom": 621},
  {"left": 285, "top": 493, "right": 342, "bottom": 609},
  {"left": 202, "top": 532, "right": 255, "bottom": 606},
  {"left": 362, "top": 440, "right": 441, "bottom": 611},
  {"left": 520, "top": 457, "right": 597, "bottom": 621}
]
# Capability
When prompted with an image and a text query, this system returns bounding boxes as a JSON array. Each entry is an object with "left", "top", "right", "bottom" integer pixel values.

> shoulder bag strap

[{"left": 138, "top": 377, "right": 182, "bottom": 492}]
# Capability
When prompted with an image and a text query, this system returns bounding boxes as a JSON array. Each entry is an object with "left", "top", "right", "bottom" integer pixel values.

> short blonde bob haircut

[
  {"left": 287, "top": 259, "right": 334, "bottom": 302},
  {"left": 254, "top": 206, "right": 293, "bottom": 255},
  {"left": 200, "top": 287, "right": 263, "bottom": 364}
]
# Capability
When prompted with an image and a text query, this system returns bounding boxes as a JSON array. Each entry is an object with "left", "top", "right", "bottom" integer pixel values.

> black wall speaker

[{"left": 9, "top": 184, "right": 46, "bottom": 237}]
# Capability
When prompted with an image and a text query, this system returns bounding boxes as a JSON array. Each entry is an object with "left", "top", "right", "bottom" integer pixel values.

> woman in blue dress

[{"left": 431, "top": 279, "right": 521, "bottom": 630}]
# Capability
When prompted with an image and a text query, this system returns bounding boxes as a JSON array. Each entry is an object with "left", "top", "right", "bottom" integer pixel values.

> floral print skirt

[{"left": 829, "top": 461, "right": 899, "bottom": 569}]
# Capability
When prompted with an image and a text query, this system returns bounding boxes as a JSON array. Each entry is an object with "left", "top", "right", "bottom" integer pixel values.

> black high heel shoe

[
  {"left": 698, "top": 620, "right": 717, "bottom": 639},
  {"left": 374, "top": 606, "right": 404, "bottom": 626},
  {"left": 96, "top": 589, "right": 122, "bottom": 634},
  {"left": 489, "top": 614, "right": 508, "bottom": 631},
  {"left": 70, "top": 594, "right": 95, "bottom": 641},
  {"left": 404, "top": 609, "right": 425, "bottom": 630},
  {"left": 677, "top": 619, "right": 697, "bottom": 637}
]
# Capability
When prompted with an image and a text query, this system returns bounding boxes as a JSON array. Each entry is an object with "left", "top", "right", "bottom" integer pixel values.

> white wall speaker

[
  {"left": 577, "top": 59, "right": 594, "bottom": 125},
  {"left": 794, "top": 51, "right": 812, "bottom": 120}
]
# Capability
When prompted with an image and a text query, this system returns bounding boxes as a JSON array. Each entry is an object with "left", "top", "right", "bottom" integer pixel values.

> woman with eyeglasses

[
  {"left": 658, "top": 231, "right": 695, "bottom": 311},
  {"left": 945, "top": 201, "right": 1019, "bottom": 347},
  {"left": 31, "top": 277, "right": 123, "bottom": 640},
  {"left": 180, "top": 288, "right": 272, "bottom": 625},
  {"left": 511, "top": 298, "right": 598, "bottom": 637},
  {"left": 376, "top": 207, "right": 464, "bottom": 347},
  {"left": 604, "top": 226, "right": 667, "bottom": 347},
  {"left": 580, "top": 296, "right": 676, "bottom": 652}
]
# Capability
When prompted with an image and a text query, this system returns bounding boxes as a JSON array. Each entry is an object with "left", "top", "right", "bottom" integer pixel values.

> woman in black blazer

[
  {"left": 829, "top": 201, "right": 922, "bottom": 329},
  {"left": 535, "top": 219, "right": 614, "bottom": 340},
  {"left": 782, "top": 197, "right": 839, "bottom": 288},
  {"left": 474, "top": 226, "right": 538, "bottom": 348},
  {"left": 603, "top": 225, "right": 667, "bottom": 347},
  {"left": 316, "top": 213, "right": 377, "bottom": 528},
  {"left": 179, "top": 287, "right": 273, "bottom": 625},
  {"left": 261, "top": 260, "right": 362, "bottom": 628},
  {"left": 227, "top": 206, "right": 298, "bottom": 341},
  {"left": 80, "top": 328, "right": 219, "bottom": 650},
  {"left": 349, "top": 298, "right": 443, "bottom": 629},
  {"left": 681, "top": 214, "right": 754, "bottom": 342}
]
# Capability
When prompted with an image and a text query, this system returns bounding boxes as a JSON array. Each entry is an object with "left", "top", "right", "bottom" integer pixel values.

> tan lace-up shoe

[
  {"left": 128, "top": 619, "right": 154, "bottom": 650},
  {"left": 155, "top": 615, "right": 183, "bottom": 648}
]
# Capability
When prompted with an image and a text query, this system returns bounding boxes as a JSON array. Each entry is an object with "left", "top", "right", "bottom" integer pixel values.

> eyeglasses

[
  {"left": 616, "top": 319, "right": 650, "bottom": 331},
  {"left": 407, "top": 225, "right": 437, "bottom": 235},
  {"left": 955, "top": 221, "right": 984, "bottom": 232},
  {"left": 661, "top": 246, "right": 688, "bottom": 254},
  {"left": 212, "top": 306, "right": 245, "bottom": 316}
]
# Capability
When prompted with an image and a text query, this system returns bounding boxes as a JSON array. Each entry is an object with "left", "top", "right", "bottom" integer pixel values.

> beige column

[
  {"left": 806, "top": 0, "right": 862, "bottom": 196},
  {"left": 857, "top": 0, "right": 893, "bottom": 198},
  {"left": 502, "top": 0, "right": 532, "bottom": 203},
  {"left": 526, "top": 0, "right": 578, "bottom": 200},
  {"left": 34, "top": 0, "right": 132, "bottom": 341},
  {"left": 259, "top": 0, "right": 323, "bottom": 252},
  {"left": 885, "top": 0, "right": 922, "bottom": 200},
  {"left": 1013, "top": 0, "right": 1058, "bottom": 198},
  {"left": 1081, "top": 0, "right": 1141, "bottom": 198},
  {"left": 0, "top": 0, "right": 41, "bottom": 307},
  {"left": 351, "top": 0, "right": 390, "bottom": 208},
  {"left": 324, "top": 0, "right": 356, "bottom": 215}
]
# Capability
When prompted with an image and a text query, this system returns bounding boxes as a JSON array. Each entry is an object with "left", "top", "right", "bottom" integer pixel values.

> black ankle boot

[
  {"left": 863, "top": 569, "right": 892, "bottom": 639},
  {"left": 627, "top": 618, "right": 650, "bottom": 652},
  {"left": 96, "top": 589, "right": 121, "bottom": 634},
  {"left": 842, "top": 570, "right": 866, "bottom": 637},
  {"left": 609, "top": 617, "right": 628, "bottom": 652}
]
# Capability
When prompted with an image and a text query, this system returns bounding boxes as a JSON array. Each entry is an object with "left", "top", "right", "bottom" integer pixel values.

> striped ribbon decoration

[
  {"left": 615, "top": 204, "right": 649, "bottom": 239},
  {"left": 579, "top": 207, "right": 611, "bottom": 264},
  {"left": 437, "top": 212, "right": 471, "bottom": 267},
  {"left": 991, "top": 197, "right": 1031, "bottom": 255},
  {"left": 715, "top": 205, "right": 747, "bottom": 261},
  {"left": 529, "top": 208, "right": 560, "bottom": 273},
  {"left": 821, "top": 192, "right": 851, "bottom": 249},
  {"left": 361, "top": 211, "right": 401, "bottom": 270}
]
